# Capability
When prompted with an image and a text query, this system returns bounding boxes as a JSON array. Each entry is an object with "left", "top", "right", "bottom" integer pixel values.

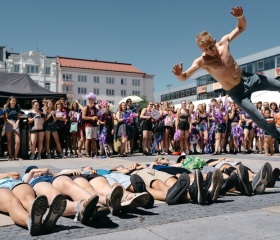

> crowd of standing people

[{"left": 0, "top": 93, "right": 279, "bottom": 160}]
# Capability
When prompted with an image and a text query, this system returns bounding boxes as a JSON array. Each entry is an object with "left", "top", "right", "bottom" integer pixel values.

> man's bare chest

[{"left": 203, "top": 52, "right": 234, "bottom": 70}]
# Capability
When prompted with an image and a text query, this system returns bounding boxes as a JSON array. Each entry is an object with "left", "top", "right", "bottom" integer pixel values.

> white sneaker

[{"left": 181, "top": 152, "right": 186, "bottom": 156}]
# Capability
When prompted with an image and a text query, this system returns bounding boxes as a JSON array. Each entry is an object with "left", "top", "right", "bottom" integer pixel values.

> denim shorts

[
  {"left": 29, "top": 175, "right": 57, "bottom": 187},
  {"left": 197, "top": 124, "right": 207, "bottom": 132},
  {"left": 0, "top": 179, "right": 26, "bottom": 190}
]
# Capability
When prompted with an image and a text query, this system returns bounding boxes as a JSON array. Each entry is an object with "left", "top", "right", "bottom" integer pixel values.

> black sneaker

[
  {"left": 165, "top": 172, "right": 190, "bottom": 205},
  {"left": 189, "top": 169, "right": 205, "bottom": 205},
  {"left": 220, "top": 171, "right": 238, "bottom": 195},
  {"left": 252, "top": 162, "right": 272, "bottom": 194},
  {"left": 267, "top": 168, "right": 280, "bottom": 188},
  {"left": 206, "top": 169, "right": 224, "bottom": 202},
  {"left": 236, "top": 164, "right": 252, "bottom": 196},
  {"left": 28, "top": 195, "right": 48, "bottom": 236},
  {"left": 130, "top": 174, "right": 154, "bottom": 208},
  {"left": 42, "top": 194, "right": 67, "bottom": 233},
  {"left": 204, "top": 171, "right": 213, "bottom": 204}
]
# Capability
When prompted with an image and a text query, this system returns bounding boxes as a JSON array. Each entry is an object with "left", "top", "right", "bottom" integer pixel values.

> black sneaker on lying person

[
  {"left": 251, "top": 162, "right": 272, "bottom": 194},
  {"left": 189, "top": 169, "right": 205, "bottom": 205},
  {"left": 204, "top": 169, "right": 224, "bottom": 203},
  {"left": 266, "top": 168, "right": 280, "bottom": 188},
  {"left": 165, "top": 172, "right": 190, "bottom": 205},
  {"left": 219, "top": 171, "right": 238, "bottom": 195}
]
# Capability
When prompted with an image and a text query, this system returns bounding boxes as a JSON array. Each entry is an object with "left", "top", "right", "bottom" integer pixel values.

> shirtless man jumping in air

[{"left": 172, "top": 6, "right": 280, "bottom": 140}]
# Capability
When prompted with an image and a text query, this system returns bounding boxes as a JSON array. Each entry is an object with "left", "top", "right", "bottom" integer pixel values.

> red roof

[{"left": 57, "top": 56, "right": 144, "bottom": 74}]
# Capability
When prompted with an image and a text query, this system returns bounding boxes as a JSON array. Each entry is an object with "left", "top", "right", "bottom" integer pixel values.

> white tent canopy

[
  {"left": 174, "top": 91, "right": 280, "bottom": 110},
  {"left": 251, "top": 91, "right": 280, "bottom": 104}
]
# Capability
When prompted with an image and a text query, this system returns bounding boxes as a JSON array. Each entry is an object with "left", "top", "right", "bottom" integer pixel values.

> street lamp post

[{"left": 166, "top": 84, "right": 172, "bottom": 103}]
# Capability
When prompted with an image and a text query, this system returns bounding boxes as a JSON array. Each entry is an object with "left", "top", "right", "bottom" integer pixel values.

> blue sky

[{"left": 1, "top": 1, "right": 279, "bottom": 93}]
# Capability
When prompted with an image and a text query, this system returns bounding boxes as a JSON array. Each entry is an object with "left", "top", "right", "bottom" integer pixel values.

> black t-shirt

[{"left": 4, "top": 106, "right": 21, "bottom": 121}]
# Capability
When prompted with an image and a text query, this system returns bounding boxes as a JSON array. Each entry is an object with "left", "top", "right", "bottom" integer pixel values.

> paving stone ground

[{"left": 0, "top": 153, "right": 279, "bottom": 239}]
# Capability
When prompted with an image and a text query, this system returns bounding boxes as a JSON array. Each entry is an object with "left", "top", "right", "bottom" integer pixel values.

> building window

[
  {"left": 191, "top": 88, "right": 196, "bottom": 95},
  {"left": 78, "top": 99, "right": 87, "bottom": 106},
  {"left": 93, "top": 76, "right": 100, "bottom": 83},
  {"left": 269, "top": 57, "right": 275, "bottom": 69},
  {"left": 257, "top": 60, "right": 264, "bottom": 70},
  {"left": 277, "top": 56, "right": 280, "bottom": 68},
  {"left": 181, "top": 91, "right": 185, "bottom": 98},
  {"left": 63, "top": 86, "right": 72, "bottom": 92},
  {"left": 186, "top": 90, "right": 190, "bottom": 96},
  {"left": 106, "top": 77, "right": 115, "bottom": 84},
  {"left": 26, "top": 65, "right": 39, "bottom": 74},
  {"left": 132, "top": 90, "right": 140, "bottom": 96},
  {"left": 176, "top": 92, "right": 180, "bottom": 99},
  {"left": 78, "top": 75, "right": 87, "bottom": 82},
  {"left": 132, "top": 79, "right": 140, "bottom": 86},
  {"left": 45, "top": 67, "right": 51, "bottom": 75},
  {"left": 78, "top": 87, "right": 87, "bottom": 94},
  {"left": 93, "top": 88, "right": 99, "bottom": 95},
  {"left": 202, "top": 76, "right": 206, "bottom": 85},
  {"left": 121, "top": 78, "right": 127, "bottom": 85},
  {"left": 106, "top": 89, "right": 115, "bottom": 96},
  {"left": 198, "top": 93, "right": 208, "bottom": 100},
  {"left": 63, "top": 74, "right": 72, "bottom": 81},
  {"left": 241, "top": 65, "right": 247, "bottom": 72},
  {"left": 14, "top": 64, "right": 20, "bottom": 73},
  {"left": 44, "top": 82, "right": 51, "bottom": 91},
  {"left": 121, "top": 90, "right": 126, "bottom": 97}
]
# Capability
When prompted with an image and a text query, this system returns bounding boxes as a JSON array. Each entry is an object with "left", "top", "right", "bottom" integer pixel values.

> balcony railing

[{"left": 62, "top": 80, "right": 74, "bottom": 86}]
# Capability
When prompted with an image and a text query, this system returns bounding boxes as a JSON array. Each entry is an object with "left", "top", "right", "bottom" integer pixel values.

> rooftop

[{"left": 57, "top": 56, "right": 144, "bottom": 74}]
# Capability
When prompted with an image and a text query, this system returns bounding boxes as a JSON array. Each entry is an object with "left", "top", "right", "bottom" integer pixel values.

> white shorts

[
  {"left": 85, "top": 126, "right": 97, "bottom": 140},
  {"left": 103, "top": 172, "right": 131, "bottom": 189},
  {"left": 215, "top": 160, "right": 241, "bottom": 169}
]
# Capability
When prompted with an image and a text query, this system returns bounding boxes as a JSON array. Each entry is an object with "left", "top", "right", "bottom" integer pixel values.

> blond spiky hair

[{"left": 196, "top": 31, "right": 213, "bottom": 45}]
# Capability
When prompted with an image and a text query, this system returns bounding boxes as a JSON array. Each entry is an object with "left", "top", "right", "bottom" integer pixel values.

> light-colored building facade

[
  {"left": 154, "top": 80, "right": 197, "bottom": 105},
  {"left": 57, "top": 56, "right": 154, "bottom": 105},
  {"left": 6, "top": 51, "right": 57, "bottom": 92}
]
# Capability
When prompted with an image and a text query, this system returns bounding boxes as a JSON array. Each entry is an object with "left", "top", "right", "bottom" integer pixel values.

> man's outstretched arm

[
  {"left": 172, "top": 58, "right": 201, "bottom": 82},
  {"left": 227, "top": 6, "right": 246, "bottom": 42}
]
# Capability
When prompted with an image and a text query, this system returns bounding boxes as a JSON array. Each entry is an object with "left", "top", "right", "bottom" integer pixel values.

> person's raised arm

[
  {"left": 227, "top": 6, "right": 246, "bottom": 42},
  {"left": 172, "top": 58, "right": 201, "bottom": 82}
]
